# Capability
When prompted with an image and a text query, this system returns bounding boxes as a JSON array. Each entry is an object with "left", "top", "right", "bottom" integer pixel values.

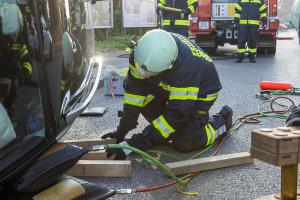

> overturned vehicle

[{"left": 0, "top": 0, "right": 115, "bottom": 199}]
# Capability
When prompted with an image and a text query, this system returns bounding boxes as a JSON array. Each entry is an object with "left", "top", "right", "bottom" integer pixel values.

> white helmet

[
  {"left": 0, "top": 2, "right": 23, "bottom": 41},
  {"left": 134, "top": 29, "right": 178, "bottom": 77}
]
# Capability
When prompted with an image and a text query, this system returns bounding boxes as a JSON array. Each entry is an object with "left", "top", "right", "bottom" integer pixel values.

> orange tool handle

[{"left": 260, "top": 81, "right": 293, "bottom": 91}]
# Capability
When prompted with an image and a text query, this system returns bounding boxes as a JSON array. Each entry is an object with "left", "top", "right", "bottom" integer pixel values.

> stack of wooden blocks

[
  {"left": 251, "top": 126, "right": 300, "bottom": 200},
  {"left": 63, "top": 139, "right": 131, "bottom": 177}
]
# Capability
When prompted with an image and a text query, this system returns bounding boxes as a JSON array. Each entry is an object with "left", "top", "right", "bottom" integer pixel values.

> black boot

[
  {"left": 249, "top": 58, "right": 256, "bottom": 63},
  {"left": 248, "top": 53, "right": 256, "bottom": 63},
  {"left": 235, "top": 54, "right": 244, "bottom": 63},
  {"left": 216, "top": 105, "right": 233, "bottom": 131}
]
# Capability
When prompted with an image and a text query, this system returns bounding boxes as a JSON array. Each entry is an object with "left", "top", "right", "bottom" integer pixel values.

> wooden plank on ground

[
  {"left": 165, "top": 152, "right": 253, "bottom": 175},
  {"left": 62, "top": 138, "right": 116, "bottom": 148},
  {"left": 80, "top": 150, "right": 107, "bottom": 160},
  {"left": 66, "top": 160, "right": 131, "bottom": 177},
  {"left": 256, "top": 190, "right": 300, "bottom": 200}
]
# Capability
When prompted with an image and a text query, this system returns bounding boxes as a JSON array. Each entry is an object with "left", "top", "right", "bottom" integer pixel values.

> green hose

[{"left": 107, "top": 144, "right": 189, "bottom": 185}]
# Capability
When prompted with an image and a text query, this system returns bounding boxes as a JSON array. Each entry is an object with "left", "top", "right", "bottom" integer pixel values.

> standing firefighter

[
  {"left": 157, "top": 0, "right": 198, "bottom": 37},
  {"left": 234, "top": 0, "right": 267, "bottom": 63},
  {"left": 0, "top": 2, "right": 32, "bottom": 114},
  {"left": 102, "top": 29, "right": 233, "bottom": 160}
]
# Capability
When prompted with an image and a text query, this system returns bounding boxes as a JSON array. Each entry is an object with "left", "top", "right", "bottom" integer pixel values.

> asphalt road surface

[{"left": 62, "top": 30, "right": 300, "bottom": 200}]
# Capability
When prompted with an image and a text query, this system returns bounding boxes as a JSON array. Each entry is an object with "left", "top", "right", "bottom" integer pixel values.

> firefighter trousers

[
  {"left": 237, "top": 25, "right": 259, "bottom": 59},
  {"left": 140, "top": 97, "right": 227, "bottom": 152},
  {"left": 163, "top": 26, "right": 189, "bottom": 38}
]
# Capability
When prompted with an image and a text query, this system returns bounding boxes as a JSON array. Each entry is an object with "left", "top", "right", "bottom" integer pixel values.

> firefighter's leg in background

[
  {"left": 236, "top": 25, "right": 249, "bottom": 63},
  {"left": 172, "top": 102, "right": 228, "bottom": 152},
  {"left": 247, "top": 25, "right": 259, "bottom": 63},
  {"left": 163, "top": 26, "right": 189, "bottom": 38}
]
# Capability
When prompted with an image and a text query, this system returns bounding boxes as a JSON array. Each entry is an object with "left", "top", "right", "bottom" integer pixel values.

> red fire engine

[{"left": 190, "top": 0, "right": 279, "bottom": 55}]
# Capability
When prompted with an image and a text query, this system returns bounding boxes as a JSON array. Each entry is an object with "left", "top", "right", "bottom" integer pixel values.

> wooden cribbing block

[
  {"left": 66, "top": 160, "right": 131, "bottom": 177},
  {"left": 80, "top": 150, "right": 107, "bottom": 160},
  {"left": 165, "top": 152, "right": 253, "bottom": 176},
  {"left": 255, "top": 189, "right": 300, "bottom": 200},
  {"left": 62, "top": 138, "right": 116, "bottom": 148},
  {"left": 251, "top": 127, "right": 300, "bottom": 166}
]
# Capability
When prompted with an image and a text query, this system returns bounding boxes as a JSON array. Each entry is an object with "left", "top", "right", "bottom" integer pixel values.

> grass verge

[{"left": 95, "top": 35, "right": 131, "bottom": 53}]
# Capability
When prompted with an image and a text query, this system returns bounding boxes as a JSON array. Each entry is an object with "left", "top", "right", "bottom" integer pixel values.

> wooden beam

[
  {"left": 62, "top": 138, "right": 116, "bottom": 148},
  {"left": 165, "top": 152, "right": 253, "bottom": 176},
  {"left": 66, "top": 160, "right": 131, "bottom": 177},
  {"left": 80, "top": 150, "right": 107, "bottom": 160}
]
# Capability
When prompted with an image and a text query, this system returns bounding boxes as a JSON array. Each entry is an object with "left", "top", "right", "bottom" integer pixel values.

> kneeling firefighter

[{"left": 102, "top": 29, "right": 233, "bottom": 160}]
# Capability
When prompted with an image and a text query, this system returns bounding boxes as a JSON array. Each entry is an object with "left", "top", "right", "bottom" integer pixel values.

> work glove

[
  {"left": 286, "top": 105, "right": 300, "bottom": 127},
  {"left": 101, "top": 128, "right": 128, "bottom": 143},
  {"left": 106, "top": 141, "right": 132, "bottom": 160}
]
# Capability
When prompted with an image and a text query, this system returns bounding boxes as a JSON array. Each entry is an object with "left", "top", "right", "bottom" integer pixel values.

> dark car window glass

[
  {"left": 43, "top": 0, "right": 95, "bottom": 133},
  {"left": 0, "top": 2, "right": 45, "bottom": 153}
]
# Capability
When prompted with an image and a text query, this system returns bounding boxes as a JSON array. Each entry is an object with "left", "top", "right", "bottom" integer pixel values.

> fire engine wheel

[
  {"left": 266, "top": 47, "right": 276, "bottom": 55},
  {"left": 257, "top": 47, "right": 266, "bottom": 55}
]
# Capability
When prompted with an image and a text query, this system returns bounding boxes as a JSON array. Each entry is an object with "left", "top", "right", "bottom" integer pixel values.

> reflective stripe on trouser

[
  {"left": 205, "top": 123, "right": 226, "bottom": 146},
  {"left": 237, "top": 25, "right": 259, "bottom": 56},
  {"left": 139, "top": 96, "right": 224, "bottom": 152}
]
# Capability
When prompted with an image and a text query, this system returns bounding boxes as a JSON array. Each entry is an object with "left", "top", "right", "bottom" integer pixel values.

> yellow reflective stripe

[
  {"left": 144, "top": 95, "right": 155, "bottom": 106},
  {"left": 208, "top": 123, "right": 216, "bottom": 144},
  {"left": 124, "top": 93, "right": 146, "bottom": 107},
  {"left": 260, "top": 13, "right": 267, "bottom": 18},
  {"left": 163, "top": 19, "right": 189, "bottom": 26},
  {"left": 159, "top": 0, "right": 166, "bottom": 5},
  {"left": 205, "top": 123, "right": 216, "bottom": 146},
  {"left": 169, "top": 87, "right": 199, "bottom": 100},
  {"left": 260, "top": 4, "right": 267, "bottom": 11},
  {"left": 61, "top": 80, "right": 66, "bottom": 90},
  {"left": 129, "top": 64, "right": 145, "bottom": 79},
  {"left": 153, "top": 115, "right": 175, "bottom": 138},
  {"left": 248, "top": 20, "right": 259, "bottom": 25},
  {"left": 81, "top": 24, "right": 87, "bottom": 30},
  {"left": 205, "top": 125, "right": 211, "bottom": 146},
  {"left": 237, "top": 48, "right": 246, "bottom": 53},
  {"left": 240, "top": 20, "right": 247, "bottom": 24},
  {"left": 20, "top": 45, "right": 29, "bottom": 59},
  {"left": 125, "top": 47, "right": 133, "bottom": 54},
  {"left": 188, "top": 5, "right": 195, "bottom": 13},
  {"left": 197, "top": 91, "right": 219, "bottom": 101},
  {"left": 22, "top": 62, "right": 32, "bottom": 75},
  {"left": 174, "top": 19, "right": 189, "bottom": 26},
  {"left": 248, "top": 48, "right": 257, "bottom": 53},
  {"left": 187, "top": 0, "right": 197, "bottom": 6},
  {"left": 242, "top": 0, "right": 260, "bottom": 2},
  {"left": 234, "top": 13, "right": 240, "bottom": 18},
  {"left": 119, "top": 68, "right": 129, "bottom": 77},
  {"left": 163, "top": 19, "right": 171, "bottom": 25},
  {"left": 235, "top": 4, "right": 242, "bottom": 11}
]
